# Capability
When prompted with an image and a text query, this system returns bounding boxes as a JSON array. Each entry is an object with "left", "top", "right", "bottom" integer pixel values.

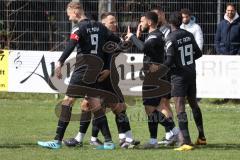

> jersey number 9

[{"left": 90, "top": 34, "right": 99, "bottom": 54}]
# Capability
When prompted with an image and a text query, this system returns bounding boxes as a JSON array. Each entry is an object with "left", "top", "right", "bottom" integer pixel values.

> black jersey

[
  {"left": 143, "top": 29, "right": 165, "bottom": 64},
  {"left": 58, "top": 19, "right": 120, "bottom": 64},
  {"left": 159, "top": 24, "right": 171, "bottom": 39},
  {"left": 164, "top": 29, "right": 202, "bottom": 75}
]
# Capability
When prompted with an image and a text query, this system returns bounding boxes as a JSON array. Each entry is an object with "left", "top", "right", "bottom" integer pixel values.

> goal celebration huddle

[{"left": 37, "top": 1, "right": 206, "bottom": 151}]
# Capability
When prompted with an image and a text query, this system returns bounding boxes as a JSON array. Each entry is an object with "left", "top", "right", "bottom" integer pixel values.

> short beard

[{"left": 142, "top": 27, "right": 149, "bottom": 32}]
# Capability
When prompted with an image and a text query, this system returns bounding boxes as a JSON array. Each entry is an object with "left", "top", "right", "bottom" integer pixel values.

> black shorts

[
  {"left": 171, "top": 74, "right": 196, "bottom": 97},
  {"left": 98, "top": 76, "right": 124, "bottom": 104},
  {"left": 142, "top": 63, "right": 165, "bottom": 106},
  {"left": 142, "top": 84, "right": 164, "bottom": 106},
  {"left": 142, "top": 94, "right": 161, "bottom": 106},
  {"left": 162, "top": 72, "right": 171, "bottom": 100},
  {"left": 66, "top": 71, "right": 99, "bottom": 98}
]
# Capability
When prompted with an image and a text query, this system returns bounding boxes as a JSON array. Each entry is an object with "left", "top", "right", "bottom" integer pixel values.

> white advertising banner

[
  {"left": 1, "top": 50, "right": 240, "bottom": 98},
  {"left": 7, "top": 50, "right": 76, "bottom": 93},
  {"left": 196, "top": 55, "right": 240, "bottom": 98}
]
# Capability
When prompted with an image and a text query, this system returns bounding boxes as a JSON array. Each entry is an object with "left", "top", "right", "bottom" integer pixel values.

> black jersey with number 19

[{"left": 165, "top": 29, "right": 202, "bottom": 75}]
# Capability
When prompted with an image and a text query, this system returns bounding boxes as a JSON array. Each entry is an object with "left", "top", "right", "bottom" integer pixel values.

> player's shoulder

[
  {"left": 146, "top": 30, "right": 163, "bottom": 41},
  {"left": 76, "top": 19, "right": 103, "bottom": 28},
  {"left": 71, "top": 19, "right": 90, "bottom": 33},
  {"left": 166, "top": 30, "right": 177, "bottom": 41},
  {"left": 159, "top": 24, "right": 171, "bottom": 32},
  {"left": 175, "top": 29, "right": 193, "bottom": 38},
  {"left": 166, "top": 29, "right": 189, "bottom": 42},
  {"left": 181, "top": 29, "right": 195, "bottom": 39}
]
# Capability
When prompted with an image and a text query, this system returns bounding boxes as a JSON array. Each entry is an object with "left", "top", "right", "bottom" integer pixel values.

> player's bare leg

[
  {"left": 160, "top": 98, "right": 173, "bottom": 118},
  {"left": 158, "top": 98, "right": 179, "bottom": 146}
]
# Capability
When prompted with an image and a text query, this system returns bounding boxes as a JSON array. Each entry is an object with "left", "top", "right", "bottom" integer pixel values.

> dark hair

[
  {"left": 181, "top": 8, "right": 192, "bottom": 16},
  {"left": 169, "top": 11, "right": 182, "bottom": 28},
  {"left": 151, "top": 6, "right": 164, "bottom": 13},
  {"left": 144, "top": 11, "right": 158, "bottom": 25},
  {"left": 226, "top": 3, "right": 236, "bottom": 10},
  {"left": 100, "top": 12, "right": 115, "bottom": 20}
]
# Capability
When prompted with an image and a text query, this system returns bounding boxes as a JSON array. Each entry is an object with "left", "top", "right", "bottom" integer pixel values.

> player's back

[
  {"left": 167, "top": 29, "right": 200, "bottom": 75},
  {"left": 75, "top": 19, "right": 115, "bottom": 57}
]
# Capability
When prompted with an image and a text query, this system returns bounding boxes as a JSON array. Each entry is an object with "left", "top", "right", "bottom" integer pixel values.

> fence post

[{"left": 217, "top": 0, "right": 221, "bottom": 24}]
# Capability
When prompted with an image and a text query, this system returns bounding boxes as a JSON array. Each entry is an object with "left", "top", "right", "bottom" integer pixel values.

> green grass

[{"left": 0, "top": 93, "right": 240, "bottom": 160}]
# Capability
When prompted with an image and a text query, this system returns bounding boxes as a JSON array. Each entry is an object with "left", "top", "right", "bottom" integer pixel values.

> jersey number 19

[{"left": 178, "top": 44, "right": 193, "bottom": 66}]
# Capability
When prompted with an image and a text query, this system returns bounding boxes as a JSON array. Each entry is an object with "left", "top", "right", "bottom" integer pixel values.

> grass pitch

[{"left": 0, "top": 93, "right": 240, "bottom": 160}]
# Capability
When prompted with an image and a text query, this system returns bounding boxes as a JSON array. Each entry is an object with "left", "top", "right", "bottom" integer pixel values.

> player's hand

[
  {"left": 55, "top": 61, "right": 63, "bottom": 79},
  {"left": 149, "top": 64, "right": 160, "bottom": 73},
  {"left": 125, "top": 26, "right": 133, "bottom": 41},
  {"left": 98, "top": 69, "right": 110, "bottom": 82},
  {"left": 136, "top": 24, "right": 142, "bottom": 38}
]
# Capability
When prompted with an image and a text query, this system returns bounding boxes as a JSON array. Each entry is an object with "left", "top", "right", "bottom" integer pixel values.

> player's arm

[
  {"left": 58, "top": 39, "right": 78, "bottom": 65},
  {"left": 163, "top": 39, "right": 175, "bottom": 67},
  {"left": 125, "top": 26, "right": 144, "bottom": 51},
  {"left": 98, "top": 54, "right": 111, "bottom": 82},
  {"left": 105, "top": 25, "right": 121, "bottom": 43},
  {"left": 192, "top": 35, "right": 202, "bottom": 60},
  {"left": 56, "top": 27, "right": 80, "bottom": 79},
  {"left": 129, "top": 34, "right": 145, "bottom": 51},
  {"left": 144, "top": 39, "right": 159, "bottom": 63},
  {"left": 145, "top": 40, "right": 162, "bottom": 72}
]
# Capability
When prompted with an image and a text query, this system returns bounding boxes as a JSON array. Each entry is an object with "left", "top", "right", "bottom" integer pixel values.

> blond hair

[{"left": 67, "top": 2, "right": 84, "bottom": 15}]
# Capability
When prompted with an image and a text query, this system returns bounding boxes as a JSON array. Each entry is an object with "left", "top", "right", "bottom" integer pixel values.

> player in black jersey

[
  {"left": 164, "top": 12, "right": 206, "bottom": 151},
  {"left": 151, "top": 7, "right": 180, "bottom": 146},
  {"left": 37, "top": 2, "right": 118, "bottom": 150},
  {"left": 64, "top": 12, "right": 140, "bottom": 149},
  {"left": 126, "top": 11, "right": 179, "bottom": 149}
]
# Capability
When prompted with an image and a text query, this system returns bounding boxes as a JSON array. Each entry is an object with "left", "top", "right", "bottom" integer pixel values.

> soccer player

[
  {"left": 63, "top": 12, "right": 140, "bottom": 149},
  {"left": 37, "top": 2, "right": 119, "bottom": 150},
  {"left": 125, "top": 11, "right": 179, "bottom": 149},
  {"left": 164, "top": 11, "right": 206, "bottom": 151},
  {"left": 151, "top": 7, "right": 180, "bottom": 146}
]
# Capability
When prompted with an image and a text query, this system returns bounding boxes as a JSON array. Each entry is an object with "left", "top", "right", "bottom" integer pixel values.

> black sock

[
  {"left": 93, "top": 109, "right": 112, "bottom": 142},
  {"left": 91, "top": 121, "right": 100, "bottom": 138},
  {"left": 177, "top": 112, "right": 191, "bottom": 145},
  {"left": 164, "top": 117, "right": 175, "bottom": 133},
  {"left": 148, "top": 112, "right": 158, "bottom": 139},
  {"left": 79, "top": 111, "right": 91, "bottom": 134},
  {"left": 154, "top": 110, "right": 175, "bottom": 131},
  {"left": 115, "top": 110, "right": 131, "bottom": 134},
  {"left": 192, "top": 107, "right": 205, "bottom": 139},
  {"left": 54, "top": 105, "right": 72, "bottom": 141}
]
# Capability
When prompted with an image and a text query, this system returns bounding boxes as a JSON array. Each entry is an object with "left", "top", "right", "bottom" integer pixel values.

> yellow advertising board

[{"left": 0, "top": 49, "right": 8, "bottom": 91}]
